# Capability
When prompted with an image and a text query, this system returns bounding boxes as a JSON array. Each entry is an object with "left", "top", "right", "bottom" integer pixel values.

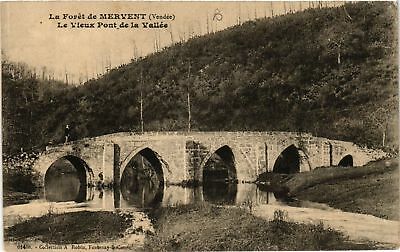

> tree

[
  {"left": 369, "top": 101, "right": 397, "bottom": 147},
  {"left": 320, "top": 18, "right": 366, "bottom": 66}
]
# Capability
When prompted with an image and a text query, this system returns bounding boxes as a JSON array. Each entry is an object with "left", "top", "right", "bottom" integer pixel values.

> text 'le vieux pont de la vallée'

[{"left": 49, "top": 13, "right": 174, "bottom": 29}]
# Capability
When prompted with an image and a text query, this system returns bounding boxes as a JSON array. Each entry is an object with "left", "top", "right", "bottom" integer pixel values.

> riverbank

[
  {"left": 144, "top": 203, "right": 381, "bottom": 251},
  {"left": 3, "top": 190, "right": 40, "bottom": 207},
  {"left": 284, "top": 158, "right": 399, "bottom": 220},
  {"left": 4, "top": 208, "right": 154, "bottom": 251},
  {"left": 5, "top": 211, "right": 132, "bottom": 244},
  {"left": 3, "top": 151, "right": 42, "bottom": 207}
]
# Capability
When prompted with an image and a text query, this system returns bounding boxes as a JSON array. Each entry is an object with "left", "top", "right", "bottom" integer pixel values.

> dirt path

[{"left": 252, "top": 204, "right": 399, "bottom": 246}]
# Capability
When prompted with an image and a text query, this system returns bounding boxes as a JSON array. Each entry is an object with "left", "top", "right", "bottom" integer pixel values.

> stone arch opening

[
  {"left": 338, "top": 154, "right": 353, "bottom": 167},
  {"left": 203, "top": 145, "right": 237, "bottom": 183},
  {"left": 44, "top": 155, "right": 92, "bottom": 203},
  {"left": 120, "top": 147, "right": 164, "bottom": 208},
  {"left": 273, "top": 145, "right": 309, "bottom": 174},
  {"left": 202, "top": 145, "right": 237, "bottom": 204}
]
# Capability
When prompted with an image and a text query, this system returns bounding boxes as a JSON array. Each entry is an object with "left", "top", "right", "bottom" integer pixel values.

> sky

[{"left": 1, "top": 1, "right": 343, "bottom": 84}]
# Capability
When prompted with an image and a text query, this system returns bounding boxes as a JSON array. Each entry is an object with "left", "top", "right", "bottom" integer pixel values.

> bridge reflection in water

[
  {"left": 44, "top": 145, "right": 286, "bottom": 209},
  {"left": 44, "top": 179, "right": 283, "bottom": 210}
]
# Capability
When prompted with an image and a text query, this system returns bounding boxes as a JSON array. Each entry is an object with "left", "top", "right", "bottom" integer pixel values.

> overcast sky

[{"left": 1, "top": 1, "right": 342, "bottom": 84}]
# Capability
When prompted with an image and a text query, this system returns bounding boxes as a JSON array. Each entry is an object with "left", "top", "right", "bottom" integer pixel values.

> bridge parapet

[
  {"left": 77, "top": 131, "right": 314, "bottom": 139},
  {"left": 328, "top": 140, "right": 387, "bottom": 166}
]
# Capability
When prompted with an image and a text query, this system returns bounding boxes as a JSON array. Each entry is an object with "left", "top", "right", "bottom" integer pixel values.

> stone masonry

[{"left": 33, "top": 131, "right": 387, "bottom": 186}]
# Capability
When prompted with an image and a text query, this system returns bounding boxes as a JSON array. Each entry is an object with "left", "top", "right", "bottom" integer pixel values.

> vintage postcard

[{"left": 1, "top": 1, "right": 398, "bottom": 251}]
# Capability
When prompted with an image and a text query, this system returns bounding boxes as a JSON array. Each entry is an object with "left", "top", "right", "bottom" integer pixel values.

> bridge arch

[
  {"left": 119, "top": 146, "right": 167, "bottom": 208},
  {"left": 120, "top": 146, "right": 168, "bottom": 184},
  {"left": 338, "top": 154, "right": 353, "bottom": 167},
  {"left": 199, "top": 144, "right": 237, "bottom": 183},
  {"left": 272, "top": 144, "right": 311, "bottom": 174},
  {"left": 44, "top": 155, "right": 94, "bottom": 202},
  {"left": 120, "top": 145, "right": 171, "bottom": 182}
]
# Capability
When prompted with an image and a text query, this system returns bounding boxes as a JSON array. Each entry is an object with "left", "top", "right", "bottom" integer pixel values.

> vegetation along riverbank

[
  {"left": 3, "top": 152, "right": 42, "bottom": 206},
  {"left": 143, "top": 203, "right": 385, "bottom": 251},
  {"left": 284, "top": 158, "right": 399, "bottom": 220},
  {"left": 5, "top": 210, "right": 135, "bottom": 245}
]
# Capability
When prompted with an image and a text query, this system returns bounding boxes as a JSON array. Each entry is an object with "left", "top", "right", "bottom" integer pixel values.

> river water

[
  {"left": 26, "top": 183, "right": 285, "bottom": 211},
  {"left": 4, "top": 177, "right": 399, "bottom": 247},
  {"left": 3, "top": 181, "right": 288, "bottom": 233},
  {"left": 41, "top": 158, "right": 288, "bottom": 210},
  {"left": 4, "top": 158, "right": 292, "bottom": 229},
  {"left": 4, "top": 160, "right": 399, "bottom": 247}
]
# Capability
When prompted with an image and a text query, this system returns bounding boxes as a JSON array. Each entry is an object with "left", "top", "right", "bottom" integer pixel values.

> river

[{"left": 3, "top": 167, "right": 399, "bottom": 248}]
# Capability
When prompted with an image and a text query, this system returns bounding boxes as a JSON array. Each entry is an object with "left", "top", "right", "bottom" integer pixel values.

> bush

[{"left": 3, "top": 153, "right": 41, "bottom": 193}]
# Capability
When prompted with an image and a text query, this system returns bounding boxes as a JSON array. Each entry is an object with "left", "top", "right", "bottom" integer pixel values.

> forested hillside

[
  {"left": 2, "top": 61, "right": 69, "bottom": 154},
  {"left": 2, "top": 2, "right": 398, "bottom": 155}
]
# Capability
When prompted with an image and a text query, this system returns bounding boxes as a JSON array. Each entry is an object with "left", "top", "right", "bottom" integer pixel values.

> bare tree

[
  {"left": 188, "top": 21, "right": 194, "bottom": 39},
  {"left": 370, "top": 104, "right": 396, "bottom": 147},
  {"left": 85, "top": 61, "right": 88, "bottom": 82},
  {"left": 343, "top": 4, "right": 353, "bottom": 21},
  {"left": 132, "top": 39, "right": 139, "bottom": 60},
  {"left": 41, "top": 66, "right": 47, "bottom": 81},
  {"left": 206, "top": 12, "right": 210, "bottom": 33},
  {"left": 64, "top": 66, "right": 69, "bottom": 85},
  {"left": 187, "top": 61, "right": 191, "bottom": 132},
  {"left": 237, "top": 3, "right": 242, "bottom": 25},
  {"left": 270, "top": 2, "right": 274, "bottom": 17},
  {"left": 283, "top": 2, "right": 287, "bottom": 14},
  {"left": 139, "top": 69, "right": 144, "bottom": 133},
  {"left": 168, "top": 26, "right": 174, "bottom": 44}
]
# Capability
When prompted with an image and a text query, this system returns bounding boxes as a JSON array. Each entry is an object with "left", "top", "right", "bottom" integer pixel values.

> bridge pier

[
  {"left": 102, "top": 143, "right": 117, "bottom": 185},
  {"left": 113, "top": 144, "right": 120, "bottom": 187}
]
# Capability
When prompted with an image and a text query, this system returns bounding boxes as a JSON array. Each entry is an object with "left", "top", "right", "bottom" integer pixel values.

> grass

[
  {"left": 5, "top": 211, "right": 132, "bottom": 244},
  {"left": 285, "top": 158, "right": 399, "bottom": 220},
  {"left": 144, "top": 203, "right": 380, "bottom": 251}
]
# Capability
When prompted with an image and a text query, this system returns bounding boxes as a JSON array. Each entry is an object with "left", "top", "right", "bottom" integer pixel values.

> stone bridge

[{"left": 33, "top": 131, "right": 386, "bottom": 188}]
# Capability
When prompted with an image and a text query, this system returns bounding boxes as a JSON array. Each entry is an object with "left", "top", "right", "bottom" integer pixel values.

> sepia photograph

[{"left": 1, "top": 1, "right": 398, "bottom": 251}]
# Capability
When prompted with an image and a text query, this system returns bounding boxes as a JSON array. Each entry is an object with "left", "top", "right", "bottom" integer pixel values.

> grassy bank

[
  {"left": 285, "top": 158, "right": 399, "bottom": 220},
  {"left": 144, "top": 203, "right": 379, "bottom": 251},
  {"left": 5, "top": 211, "right": 132, "bottom": 244}
]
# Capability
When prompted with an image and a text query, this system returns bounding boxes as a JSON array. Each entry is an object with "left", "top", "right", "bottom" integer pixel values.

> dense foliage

[
  {"left": 3, "top": 152, "right": 41, "bottom": 193},
  {"left": 2, "top": 2, "right": 398, "bottom": 155},
  {"left": 2, "top": 60, "right": 69, "bottom": 153}
]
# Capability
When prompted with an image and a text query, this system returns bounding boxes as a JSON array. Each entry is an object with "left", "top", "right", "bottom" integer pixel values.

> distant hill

[{"left": 2, "top": 2, "right": 398, "bottom": 155}]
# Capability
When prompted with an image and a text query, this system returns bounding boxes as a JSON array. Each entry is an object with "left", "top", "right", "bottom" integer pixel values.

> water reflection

[
  {"left": 203, "top": 182, "right": 237, "bottom": 205},
  {"left": 44, "top": 166, "right": 287, "bottom": 209},
  {"left": 257, "top": 183, "right": 291, "bottom": 202},
  {"left": 120, "top": 165, "right": 163, "bottom": 208},
  {"left": 120, "top": 180, "right": 163, "bottom": 209},
  {"left": 44, "top": 158, "right": 87, "bottom": 202},
  {"left": 119, "top": 151, "right": 164, "bottom": 209},
  {"left": 44, "top": 183, "right": 284, "bottom": 211}
]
